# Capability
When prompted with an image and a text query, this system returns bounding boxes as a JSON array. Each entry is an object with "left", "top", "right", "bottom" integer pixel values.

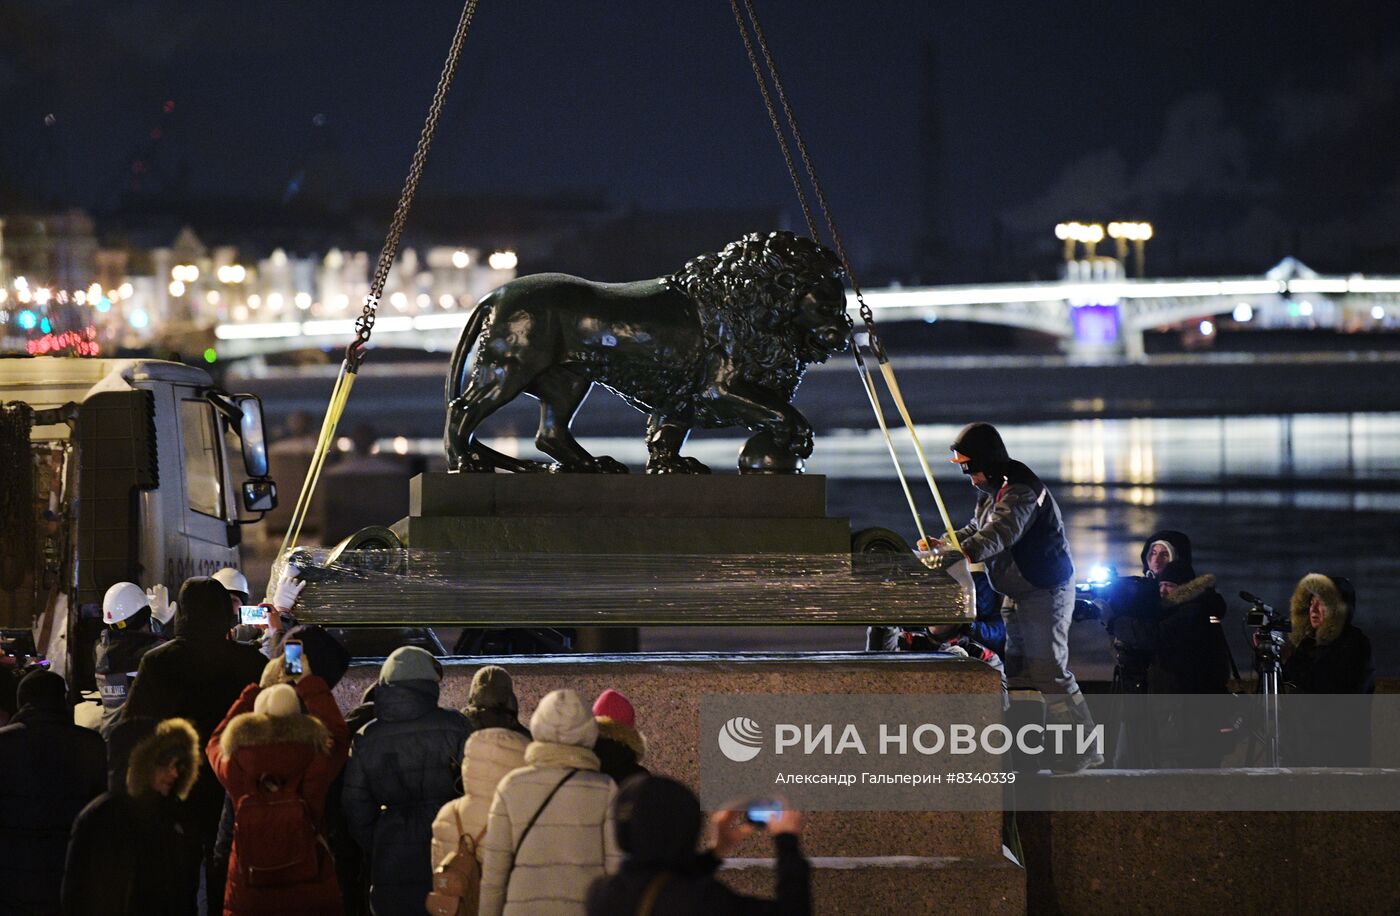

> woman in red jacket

[{"left": 207, "top": 659, "right": 350, "bottom": 916}]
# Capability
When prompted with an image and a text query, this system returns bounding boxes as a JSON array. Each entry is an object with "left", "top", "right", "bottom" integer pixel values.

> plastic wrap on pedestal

[{"left": 287, "top": 549, "right": 972, "bottom": 627}]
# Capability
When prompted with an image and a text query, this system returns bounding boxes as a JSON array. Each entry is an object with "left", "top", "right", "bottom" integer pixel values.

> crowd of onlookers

[{"left": 0, "top": 572, "right": 811, "bottom": 916}]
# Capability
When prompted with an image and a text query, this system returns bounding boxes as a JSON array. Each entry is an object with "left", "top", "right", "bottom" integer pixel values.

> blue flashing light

[
  {"left": 39, "top": 317, "right": 52, "bottom": 334},
  {"left": 130, "top": 308, "right": 150, "bottom": 329},
  {"left": 17, "top": 309, "right": 38, "bottom": 331},
  {"left": 95, "top": 296, "right": 112, "bottom": 313},
  {"left": 1086, "top": 564, "right": 1116, "bottom": 586}
]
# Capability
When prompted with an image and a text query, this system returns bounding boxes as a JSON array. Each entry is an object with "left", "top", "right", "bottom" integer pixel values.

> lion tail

[{"left": 445, "top": 300, "right": 490, "bottom": 405}]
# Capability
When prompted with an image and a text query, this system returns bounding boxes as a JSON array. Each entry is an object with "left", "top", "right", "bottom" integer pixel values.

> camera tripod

[{"left": 1250, "top": 627, "right": 1287, "bottom": 768}]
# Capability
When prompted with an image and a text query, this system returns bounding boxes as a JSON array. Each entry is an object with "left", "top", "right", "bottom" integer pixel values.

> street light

[
  {"left": 1108, "top": 221, "right": 1153, "bottom": 278},
  {"left": 488, "top": 250, "right": 518, "bottom": 271},
  {"left": 1053, "top": 222, "right": 1106, "bottom": 262}
]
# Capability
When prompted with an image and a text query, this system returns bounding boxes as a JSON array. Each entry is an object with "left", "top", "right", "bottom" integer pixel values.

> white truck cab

[{"left": 0, "top": 356, "right": 276, "bottom": 687}]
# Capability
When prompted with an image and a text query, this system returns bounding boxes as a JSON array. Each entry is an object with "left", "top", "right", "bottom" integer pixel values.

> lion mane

[{"left": 667, "top": 230, "right": 846, "bottom": 402}]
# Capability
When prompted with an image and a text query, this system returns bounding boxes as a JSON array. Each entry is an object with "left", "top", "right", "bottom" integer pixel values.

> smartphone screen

[
  {"left": 283, "top": 641, "right": 304, "bottom": 675},
  {"left": 240, "top": 605, "right": 269, "bottom": 627},
  {"left": 744, "top": 802, "right": 782, "bottom": 825}
]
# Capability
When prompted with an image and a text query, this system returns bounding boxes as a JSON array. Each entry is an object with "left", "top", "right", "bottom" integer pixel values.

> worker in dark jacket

[
  {"left": 94, "top": 582, "right": 168, "bottom": 738},
  {"left": 922, "top": 422, "right": 1099, "bottom": 773},
  {"left": 62, "top": 717, "right": 203, "bottom": 915},
  {"left": 342, "top": 646, "right": 471, "bottom": 916},
  {"left": 120, "top": 576, "right": 267, "bottom": 908},
  {"left": 461, "top": 664, "right": 531, "bottom": 737},
  {"left": 0, "top": 669, "right": 108, "bottom": 915},
  {"left": 587, "top": 775, "right": 811, "bottom": 916}
]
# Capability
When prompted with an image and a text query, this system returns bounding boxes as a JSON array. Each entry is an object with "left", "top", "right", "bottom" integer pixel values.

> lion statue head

[{"left": 668, "top": 231, "right": 851, "bottom": 402}]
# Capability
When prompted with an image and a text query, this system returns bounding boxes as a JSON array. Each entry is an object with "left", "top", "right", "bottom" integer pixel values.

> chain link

[
  {"left": 731, "top": 0, "right": 886, "bottom": 360},
  {"left": 349, "top": 0, "right": 480, "bottom": 370}
]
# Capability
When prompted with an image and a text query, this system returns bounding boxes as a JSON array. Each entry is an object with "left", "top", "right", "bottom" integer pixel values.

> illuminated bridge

[{"left": 213, "top": 270, "right": 1400, "bottom": 360}]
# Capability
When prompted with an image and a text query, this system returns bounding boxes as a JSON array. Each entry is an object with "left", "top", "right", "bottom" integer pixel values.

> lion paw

[
  {"left": 554, "top": 455, "right": 630, "bottom": 474},
  {"left": 646, "top": 455, "right": 711, "bottom": 475}
]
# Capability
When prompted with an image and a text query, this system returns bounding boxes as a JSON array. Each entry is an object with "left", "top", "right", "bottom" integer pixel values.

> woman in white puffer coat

[
  {"left": 430, "top": 726, "right": 530, "bottom": 869},
  {"left": 478, "top": 688, "right": 621, "bottom": 916}
]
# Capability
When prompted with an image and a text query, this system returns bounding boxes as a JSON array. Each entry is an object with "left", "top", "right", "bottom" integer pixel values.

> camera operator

[{"left": 1104, "top": 561, "right": 1232, "bottom": 767}]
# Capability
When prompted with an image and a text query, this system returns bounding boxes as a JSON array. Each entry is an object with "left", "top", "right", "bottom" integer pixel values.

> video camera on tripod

[{"left": 1240, "top": 590, "right": 1289, "bottom": 766}]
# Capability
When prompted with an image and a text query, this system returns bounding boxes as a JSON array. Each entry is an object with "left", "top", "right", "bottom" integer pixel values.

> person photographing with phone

[
  {"left": 587, "top": 777, "right": 811, "bottom": 916},
  {"left": 206, "top": 641, "right": 350, "bottom": 915}
]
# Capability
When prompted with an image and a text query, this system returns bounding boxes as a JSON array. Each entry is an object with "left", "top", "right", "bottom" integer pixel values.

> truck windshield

[{"left": 180, "top": 399, "right": 226, "bottom": 519}]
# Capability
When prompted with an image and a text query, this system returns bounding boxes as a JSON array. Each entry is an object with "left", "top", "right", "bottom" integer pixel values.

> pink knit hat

[{"left": 592, "top": 688, "right": 636, "bottom": 727}]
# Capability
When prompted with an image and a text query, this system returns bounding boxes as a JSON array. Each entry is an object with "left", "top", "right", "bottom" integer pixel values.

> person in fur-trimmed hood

[
  {"left": 479, "top": 688, "right": 621, "bottom": 916},
  {"left": 63, "top": 717, "right": 203, "bottom": 915},
  {"left": 591, "top": 689, "right": 649, "bottom": 786},
  {"left": 1151, "top": 561, "right": 1231, "bottom": 694},
  {"left": 1284, "top": 573, "right": 1374, "bottom": 695},
  {"left": 207, "top": 664, "right": 350, "bottom": 916}
]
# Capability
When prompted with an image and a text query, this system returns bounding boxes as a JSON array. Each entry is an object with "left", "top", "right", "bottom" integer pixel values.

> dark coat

[
  {"left": 594, "top": 718, "right": 648, "bottom": 786},
  {"left": 1147, "top": 574, "right": 1230, "bottom": 694},
  {"left": 121, "top": 578, "right": 267, "bottom": 843},
  {"left": 0, "top": 674, "right": 108, "bottom": 915},
  {"left": 588, "top": 774, "right": 810, "bottom": 916},
  {"left": 588, "top": 837, "right": 810, "bottom": 916},
  {"left": 208, "top": 677, "right": 349, "bottom": 916},
  {"left": 62, "top": 718, "right": 203, "bottom": 916},
  {"left": 341, "top": 680, "right": 471, "bottom": 916},
  {"left": 954, "top": 460, "right": 1073, "bottom": 593}
]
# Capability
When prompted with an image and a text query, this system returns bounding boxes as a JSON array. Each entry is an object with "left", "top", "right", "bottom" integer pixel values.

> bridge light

[
  {"left": 452, "top": 249, "right": 471, "bottom": 269},
  {"left": 1199, "top": 320, "right": 1215, "bottom": 336},
  {"left": 168, "top": 279, "right": 186, "bottom": 297},
  {"left": 295, "top": 292, "right": 312, "bottom": 310},
  {"left": 267, "top": 292, "right": 284, "bottom": 311},
  {"left": 488, "top": 250, "right": 518, "bottom": 271},
  {"left": 1373, "top": 305, "right": 1386, "bottom": 321},
  {"left": 390, "top": 291, "right": 409, "bottom": 311},
  {"left": 1232, "top": 303, "right": 1253, "bottom": 322},
  {"left": 118, "top": 282, "right": 134, "bottom": 299},
  {"left": 1298, "top": 300, "right": 1314, "bottom": 317}
]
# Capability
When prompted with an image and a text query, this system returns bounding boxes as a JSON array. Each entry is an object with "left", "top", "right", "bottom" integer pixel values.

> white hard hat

[
  {"left": 212, "top": 567, "right": 250, "bottom": 599},
  {"left": 103, "top": 582, "right": 150, "bottom": 626}
]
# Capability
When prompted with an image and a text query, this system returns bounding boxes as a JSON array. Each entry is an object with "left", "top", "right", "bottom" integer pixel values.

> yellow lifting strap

[
  {"left": 730, "top": 0, "right": 970, "bottom": 558},
  {"left": 265, "top": 0, "right": 481, "bottom": 599}
]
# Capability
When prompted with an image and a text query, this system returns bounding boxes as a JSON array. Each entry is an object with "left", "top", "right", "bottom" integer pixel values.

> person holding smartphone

[{"left": 587, "top": 776, "right": 810, "bottom": 916}]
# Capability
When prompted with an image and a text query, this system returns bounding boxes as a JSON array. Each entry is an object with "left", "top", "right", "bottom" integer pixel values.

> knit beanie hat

[
  {"left": 468, "top": 665, "right": 519, "bottom": 714},
  {"left": 530, "top": 688, "right": 598, "bottom": 749},
  {"left": 16, "top": 669, "right": 66, "bottom": 712},
  {"left": 254, "top": 683, "right": 300, "bottom": 717},
  {"left": 380, "top": 646, "right": 443, "bottom": 686},
  {"left": 592, "top": 689, "right": 636, "bottom": 727},
  {"left": 1158, "top": 560, "right": 1195, "bottom": 586}
]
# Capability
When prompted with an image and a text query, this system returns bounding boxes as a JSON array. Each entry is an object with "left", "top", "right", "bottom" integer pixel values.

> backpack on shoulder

[
  {"left": 232, "top": 773, "right": 326, "bottom": 888},
  {"left": 427, "top": 808, "right": 486, "bottom": 916}
]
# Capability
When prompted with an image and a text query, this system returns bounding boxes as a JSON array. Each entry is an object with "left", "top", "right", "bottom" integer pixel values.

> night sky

[{"left": 2, "top": 1, "right": 1398, "bottom": 274}]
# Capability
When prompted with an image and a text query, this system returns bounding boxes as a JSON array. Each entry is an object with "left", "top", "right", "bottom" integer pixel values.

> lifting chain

[{"left": 349, "top": 0, "right": 481, "bottom": 372}]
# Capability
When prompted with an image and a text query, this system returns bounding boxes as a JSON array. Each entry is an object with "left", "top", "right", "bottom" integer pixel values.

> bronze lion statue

[{"left": 444, "top": 230, "right": 851, "bottom": 474}]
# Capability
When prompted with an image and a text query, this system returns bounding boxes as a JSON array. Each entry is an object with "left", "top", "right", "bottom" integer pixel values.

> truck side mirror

[
  {"left": 233, "top": 394, "right": 269, "bottom": 478},
  {"left": 242, "top": 478, "right": 278, "bottom": 513}
]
